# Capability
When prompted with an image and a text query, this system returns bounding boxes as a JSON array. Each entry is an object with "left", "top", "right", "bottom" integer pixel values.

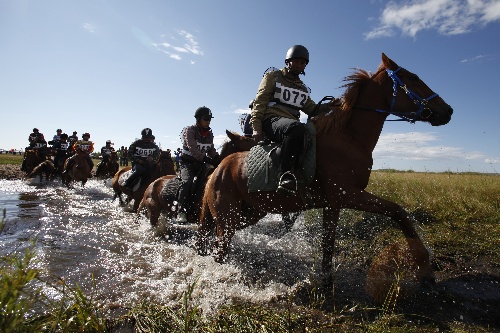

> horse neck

[{"left": 345, "top": 80, "right": 390, "bottom": 152}]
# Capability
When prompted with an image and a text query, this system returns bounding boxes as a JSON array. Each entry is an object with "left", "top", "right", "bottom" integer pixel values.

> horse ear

[
  {"left": 381, "top": 53, "right": 398, "bottom": 70},
  {"left": 226, "top": 129, "right": 236, "bottom": 140}
]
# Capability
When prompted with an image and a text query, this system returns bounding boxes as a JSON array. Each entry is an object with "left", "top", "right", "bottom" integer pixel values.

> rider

[
  {"left": 51, "top": 133, "right": 70, "bottom": 174},
  {"left": 122, "top": 128, "right": 160, "bottom": 190},
  {"left": 250, "top": 45, "right": 340, "bottom": 193},
  {"left": 21, "top": 128, "right": 47, "bottom": 171},
  {"left": 175, "top": 106, "right": 220, "bottom": 223},
  {"left": 239, "top": 100, "right": 254, "bottom": 137},
  {"left": 62, "top": 132, "right": 94, "bottom": 175},
  {"left": 96, "top": 140, "right": 115, "bottom": 175},
  {"left": 50, "top": 129, "right": 62, "bottom": 144}
]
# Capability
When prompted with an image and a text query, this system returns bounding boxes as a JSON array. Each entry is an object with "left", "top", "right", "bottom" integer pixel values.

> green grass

[
  {"left": 1, "top": 171, "right": 498, "bottom": 332},
  {"left": 0, "top": 154, "right": 23, "bottom": 165}
]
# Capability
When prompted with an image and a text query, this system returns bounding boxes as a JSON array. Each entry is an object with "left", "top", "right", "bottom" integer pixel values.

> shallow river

[{"left": 0, "top": 178, "right": 320, "bottom": 314}]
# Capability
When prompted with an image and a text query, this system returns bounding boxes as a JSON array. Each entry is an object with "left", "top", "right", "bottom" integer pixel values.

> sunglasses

[{"left": 202, "top": 117, "right": 212, "bottom": 121}]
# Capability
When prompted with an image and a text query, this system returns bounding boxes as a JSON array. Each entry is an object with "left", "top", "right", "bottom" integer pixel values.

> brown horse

[
  {"left": 26, "top": 160, "right": 56, "bottom": 182},
  {"left": 62, "top": 150, "right": 92, "bottom": 187},
  {"left": 112, "top": 150, "right": 175, "bottom": 212},
  {"left": 22, "top": 149, "right": 46, "bottom": 176},
  {"left": 137, "top": 131, "right": 255, "bottom": 227},
  {"left": 95, "top": 151, "right": 120, "bottom": 179},
  {"left": 197, "top": 54, "right": 453, "bottom": 289}
]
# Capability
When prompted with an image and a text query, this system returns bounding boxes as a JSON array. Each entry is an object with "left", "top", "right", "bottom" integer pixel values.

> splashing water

[{"left": 0, "top": 178, "right": 317, "bottom": 314}]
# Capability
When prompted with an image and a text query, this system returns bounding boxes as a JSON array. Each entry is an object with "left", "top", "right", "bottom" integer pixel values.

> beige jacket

[{"left": 250, "top": 67, "right": 330, "bottom": 133}]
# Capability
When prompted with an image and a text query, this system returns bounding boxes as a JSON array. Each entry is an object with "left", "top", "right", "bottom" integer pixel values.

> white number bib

[
  {"left": 274, "top": 82, "right": 309, "bottom": 108},
  {"left": 135, "top": 147, "right": 156, "bottom": 157}
]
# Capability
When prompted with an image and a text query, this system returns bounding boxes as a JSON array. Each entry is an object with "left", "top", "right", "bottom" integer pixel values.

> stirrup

[
  {"left": 277, "top": 171, "right": 297, "bottom": 194},
  {"left": 175, "top": 212, "right": 188, "bottom": 224}
]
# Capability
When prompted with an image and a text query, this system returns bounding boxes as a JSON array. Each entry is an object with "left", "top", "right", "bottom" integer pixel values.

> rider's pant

[{"left": 177, "top": 161, "right": 203, "bottom": 213}]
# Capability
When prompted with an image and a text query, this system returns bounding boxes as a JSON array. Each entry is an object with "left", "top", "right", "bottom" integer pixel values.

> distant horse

[
  {"left": 197, "top": 53, "right": 453, "bottom": 288},
  {"left": 22, "top": 149, "right": 46, "bottom": 175},
  {"left": 26, "top": 160, "right": 56, "bottom": 182},
  {"left": 137, "top": 131, "right": 255, "bottom": 226},
  {"left": 112, "top": 150, "right": 175, "bottom": 212},
  {"left": 62, "top": 150, "right": 92, "bottom": 187},
  {"left": 95, "top": 151, "right": 119, "bottom": 179}
]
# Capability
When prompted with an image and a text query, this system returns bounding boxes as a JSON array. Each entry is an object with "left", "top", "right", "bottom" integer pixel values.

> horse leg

[
  {"left": 196, "top": 197, "right": 215, "bottom": 256},
  {"left": 321, "top": 207, "right": 340, "bottom": 286},
  {"left": 338, "top": 189, "right": 434, "bottom": 284},
  {"left": 212, "top": 198, "right": 241, "bottom": 263}
]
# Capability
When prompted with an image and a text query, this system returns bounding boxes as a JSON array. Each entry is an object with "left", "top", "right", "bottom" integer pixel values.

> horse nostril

[{"left": 448, "top": 107, "right": 453, "bottom": 116}]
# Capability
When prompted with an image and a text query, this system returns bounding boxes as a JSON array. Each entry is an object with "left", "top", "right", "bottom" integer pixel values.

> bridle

[{"left": 358, "top": 67, "right": 439, "bottom": 123}]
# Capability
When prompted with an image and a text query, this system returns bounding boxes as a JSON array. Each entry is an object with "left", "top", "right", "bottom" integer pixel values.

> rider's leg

[
  {"left": 175, "top": 162, "right": 198, "bottom": 223},
  {"left": 122, "top": 162, "right": 144, "bottom": 189},
  {"left": 277, "top": 124, "right": 306, "bottom": 192}
]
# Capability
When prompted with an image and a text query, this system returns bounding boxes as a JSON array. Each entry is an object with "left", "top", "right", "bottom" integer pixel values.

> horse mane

[{"left": 313, "top": 64, "right": 386, "bottom": 136}]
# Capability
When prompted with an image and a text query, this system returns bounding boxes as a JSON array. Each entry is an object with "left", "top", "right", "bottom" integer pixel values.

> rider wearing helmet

[
  {"left": 51, "top": 133, "right": 70, "bottom": 174},
  {"left": 239, "top": 100, "right": 254, "bottom": 138},
  {"left": 62, "top": 132, "right": 94, "bottom": 175},
  {"left": 50, "top": 129, "right": 63, "bottom": 144},
  {"left": 175, "top": 106, "right": 220, "bottom": 223},
  {"left": 21, "top": 128, "right": 47, "bottom": 171},
  {"left": 96, "top": 140, "right": 115, "bottom": 175},
  {"left": 250, "top": 45, "right": 340, "bottom": 193},
  {"left": 122, "top": 128, "right": 160, "bottom": 190}
]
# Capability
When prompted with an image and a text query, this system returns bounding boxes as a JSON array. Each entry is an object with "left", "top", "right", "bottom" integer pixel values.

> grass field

[{"left": 1, "top": 170, "right": 499, "bottom": 332}]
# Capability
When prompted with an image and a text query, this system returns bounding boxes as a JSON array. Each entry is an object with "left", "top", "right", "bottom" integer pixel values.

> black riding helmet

[
  {"left": 285, "top": 45, "right": 309, "bottom": 64},
  {"left": 141, "top": 128, "right": 153, "bottom": 138},
  {"left": 60, "top": 133, "right": 68, "bottom": 140},
  {"left": 194, "top": 106, "right": 213, "bottom": 119}
]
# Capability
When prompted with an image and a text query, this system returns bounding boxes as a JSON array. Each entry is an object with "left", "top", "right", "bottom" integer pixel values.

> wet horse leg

[
  {"left": 321, "top": 207, "right": 340, "bottom": 286},
  {"left": 334, "top": 189, "right": 434, "bottom": 284},
  {"left": 213, "top": 199, "right": 241, "bottom": 263}
]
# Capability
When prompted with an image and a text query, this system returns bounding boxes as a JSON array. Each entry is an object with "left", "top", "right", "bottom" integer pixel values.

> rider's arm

[{"left": 251, "top": 71, "right": 275, "bottom": 134}]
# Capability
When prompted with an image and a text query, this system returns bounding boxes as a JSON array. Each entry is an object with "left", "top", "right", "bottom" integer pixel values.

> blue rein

[{"left": 360, "top": 67, "right": 439, "bottom": 123}]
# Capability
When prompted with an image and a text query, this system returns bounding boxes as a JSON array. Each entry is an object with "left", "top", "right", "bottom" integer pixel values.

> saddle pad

[
  {"left": 247, "top": 121, "right": 316, "bottom": 192},
  {"left": 119, "top": 170, "right": 141, "bottom": 192},
  {"left": 160, "top": 177, "right": 182, "bottom": 202}
]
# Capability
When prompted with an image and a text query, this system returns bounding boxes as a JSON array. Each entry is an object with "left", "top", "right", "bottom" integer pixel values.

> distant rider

[
  {"left": 122, "top": 128, "right": 160, "bottom": 190},
  {"left": 175, "top": 106, "right": 220, "bottom": 223},
  {"left": 96, "top": 140, "right": 115, "bottom": 175},
  {"left": 49, "top": 128, "right": 62, "bottom": 145},
  {"left": 62, "top": 132, "right": 94, "bottom": 175},
  {"left": 21, "top": 128, "right": 47, "bottom": 171},
  {"left": 51, "top": 133, "right": 70, "bottom": 174}
]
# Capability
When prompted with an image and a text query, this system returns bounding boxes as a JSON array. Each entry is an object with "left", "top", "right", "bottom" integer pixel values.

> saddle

[{"left": 247, "top": 121, "right": 316, "bottom": 193}]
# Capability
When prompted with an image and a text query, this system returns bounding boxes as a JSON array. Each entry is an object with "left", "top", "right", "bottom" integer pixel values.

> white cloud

[
  {"left": 83, "top": 23, "right": 97, "bottom": 33},
  {"left": 373, "top": 131, "right": 485, "bottom": 161},
  {"left": 153, "top": 29, "right": 203, "bottom": 61},
  {"left": 365, "top": 0, "right": 500, "bottom": 39},
  {"left": 485, "top": 158, "right": 500, "bottom": 163}
]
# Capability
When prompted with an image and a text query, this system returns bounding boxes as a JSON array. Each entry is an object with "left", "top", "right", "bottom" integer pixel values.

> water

[{"left": 0, "top": 178, "right": 317, "bottom": 314}]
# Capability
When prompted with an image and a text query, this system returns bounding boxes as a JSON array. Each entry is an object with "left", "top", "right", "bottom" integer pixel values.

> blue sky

[{"left": 1, "top": 0, "right": 499, "bottom": 173}]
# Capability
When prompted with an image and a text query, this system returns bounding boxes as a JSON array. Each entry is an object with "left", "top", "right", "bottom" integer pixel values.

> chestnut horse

[
  {"left": 95, "top": 151, "right": 119, "bottom": 179},
  {"left": 112, "top": 150, "right": 175, "bottom": 212},
  {"left": 22, "top": 149, "right": 46, "bottom": 176},
  {"left": 197, "top": 54, "right": 453, "bottom": 288},
  {"left": 137, "top": 131, "right": 255, "bottom": 226},
  {"left": 26, "top": 160, "right": 56, "bottom": 182},
  {"left": 62, "top": 150, "right": 92, "bottom": 187}
]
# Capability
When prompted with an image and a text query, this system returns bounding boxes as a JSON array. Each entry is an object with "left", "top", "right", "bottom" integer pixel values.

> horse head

[
  {"left": 220, "top": 130, "right": 256, "bottom": 159},
  {"left": 157, "top": 150, "right": 175, "bottom": 175},
  {"left": 378, "top": 53, "right": 453, "bottom": 126}
]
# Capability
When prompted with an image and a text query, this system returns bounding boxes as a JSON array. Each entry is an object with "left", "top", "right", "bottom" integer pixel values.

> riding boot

[
  {"left": 122, "top": 171, "right": 139, "bottom": 190},
  {"left": 175, "top": 184, "right": 190, "bottom": 224},
  {"left": 277, "top": 126, "right": 305, "bottom": 193},
  {"left": 96, "top": 162, "right": 102, "bottom": 176}
]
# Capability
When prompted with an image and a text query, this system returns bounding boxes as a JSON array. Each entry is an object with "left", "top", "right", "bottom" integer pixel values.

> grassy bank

[
  {"left": 1, "top": 171, "right": 498, "bottom": 332},
  {"left": 0, "top": 154, "right": 23, "bottom": 165}
]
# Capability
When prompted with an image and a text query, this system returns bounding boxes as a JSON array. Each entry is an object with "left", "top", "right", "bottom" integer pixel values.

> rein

[{"left": 355, "top": 67, "right": 439, "bottom": 123}]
